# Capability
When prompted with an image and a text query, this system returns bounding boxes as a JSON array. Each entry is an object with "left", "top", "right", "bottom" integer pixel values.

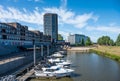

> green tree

[
  {"left": 85, "top": 37, "right": 92, "bottom": 46},
  {"left": 116, "top": 34, "right": 120, "bottom": 46},
  {"left": 98, "top": 37, "right": 104, "bottom": 45},
  {"left": 81, "top": 38, "right": 85, "bottom": 46},
  {"left": 58, "top": 34, "right": 63, "bottom": 40},
  {"left": 109, "top": 39, "right": 114, "bottom": 46},
  {"left": 97, "top": 36, "right": 114, "bottom": 46}
]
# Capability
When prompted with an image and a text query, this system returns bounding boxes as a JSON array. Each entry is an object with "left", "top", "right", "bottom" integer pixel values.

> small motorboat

[
  {"left": 48, "top": 58, "right": 62, "bottom": 63},
  {"left": 34, "top": 64, "right": 54, "bottom": 77},
  {"left": 34, "top": 65, "right": 74, "bottom": 78},
  {"left": 56, "top": 61, "right": 71, "bottom": 68},
  {"left": 48, "top": 58, "right": 71, "bottom": 68},
  {"left": 51, "top": 53, "right": 64, "bottom": 58},
  {"left": 58, "top": 51, "right": 67, "bottom": 55}
]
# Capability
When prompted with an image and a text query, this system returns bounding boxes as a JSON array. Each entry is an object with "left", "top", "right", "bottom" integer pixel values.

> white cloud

[
  {"left": 44, "top": 7, "right": 98, "bottom": 28},
  {"left": 58, "top": 31, "right": 69, "bottom": 40},
  {"left": 90, "top": 36, "right": 98, "bottom": 42},
  {"left": 0, "top": 6, "right": 44, "bottom": 25},
  {"left": 86, "top": 26, "right": 120, "bottom": 33},
  {"left": 35, "top": 7, "right": 39, "bottom": 11},
  {"left": 0, "top": 1, "right": 98, "bottom": 40},
  {"left": 109, "top": 22, "right": 116, "bottom": 26},
  {"left": 23, "top": 8, "right": 27, "bottom": 13},
  {"left": 0, "top": 5, "right": 97, "bottom": 29}
]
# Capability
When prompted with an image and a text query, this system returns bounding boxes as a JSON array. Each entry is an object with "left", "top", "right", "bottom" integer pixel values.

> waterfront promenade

[{"left": 0, "top": 50, "right": 42, "bottom": 76}]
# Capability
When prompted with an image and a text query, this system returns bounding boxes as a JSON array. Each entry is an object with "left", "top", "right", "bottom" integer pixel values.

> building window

[{"left": 2, "top": 35, "right": 7, "bottom": 39}]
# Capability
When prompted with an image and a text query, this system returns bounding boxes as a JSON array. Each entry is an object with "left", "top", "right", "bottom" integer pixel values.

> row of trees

[
  {"left": 58, "top": 33, "right": 120, "bottom": 46},
  {"left": 97, "top": 34, "right": 120, "bottom": 46},
  {"left": 75, "top": 34, "right": 120, "bottom": 46},
  {"left": 97, "top": 36, "right": 114, "bottom": 46},
  {"left": 116, "top": 34, "right": 120, "bottom": 46}
]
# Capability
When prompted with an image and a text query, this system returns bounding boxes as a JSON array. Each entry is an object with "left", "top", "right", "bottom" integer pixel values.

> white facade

[{"left": 68, "top": 34, "right": 88, "bottom": 45}]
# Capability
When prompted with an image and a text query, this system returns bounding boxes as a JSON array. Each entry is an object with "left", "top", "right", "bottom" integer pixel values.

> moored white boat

[
  {"left": 58, "top": 51, "right": 67, "bottom": 55},
  {"left": 53, "top": 66, "right": 74, "bottom": 77},
  {"left": 34, "top": 64, "right": 74, "bottom": 78},
  {"left": 56, "top": 61, "right": 71, "bottom": 68},
  {"left": 34, "top": 50, "right": 74, "bottom": 78},
  {"left": 51, "top": 53, "right": 64, "bottom": 58},
  {"left": 34, "top": 65, "right": 55, "bottom": 77},
  {"left": 48, "top": 58, "right": 71, "bottom": 68},
  {"left": 48, "top": 58, "right": 63, "bottom": 63}
]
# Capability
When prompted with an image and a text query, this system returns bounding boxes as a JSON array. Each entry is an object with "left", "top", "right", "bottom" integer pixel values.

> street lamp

[{"left": 33, "top": 40, "right": 36, "bottom": 66}]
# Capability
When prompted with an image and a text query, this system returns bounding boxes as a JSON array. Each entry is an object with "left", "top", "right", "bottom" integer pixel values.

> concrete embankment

[
  {"left": 0, "top": 51, "right": 38, "bottom": 76},
  {"left": 0, "top": 46, "right": 57, "bottom": 77}
]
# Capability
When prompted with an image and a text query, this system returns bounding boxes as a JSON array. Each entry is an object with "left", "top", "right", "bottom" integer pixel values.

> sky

[{"left": 0, "top": 0, "right": 120, "bottom": 42}]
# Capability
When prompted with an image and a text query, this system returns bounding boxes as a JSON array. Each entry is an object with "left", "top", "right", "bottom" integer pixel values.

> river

[{"left": 29, "top": 51, "right": 120, "bottom": 81}]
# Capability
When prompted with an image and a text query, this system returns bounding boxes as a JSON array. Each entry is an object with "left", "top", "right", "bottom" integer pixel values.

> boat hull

[{"left": 34, "top": 70, "right": 73, "bottom": 78}]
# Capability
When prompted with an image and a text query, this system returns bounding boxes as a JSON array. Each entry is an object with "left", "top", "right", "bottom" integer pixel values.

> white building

[{"left": 68, "top": 34, "right": 88, "bottom": 45}]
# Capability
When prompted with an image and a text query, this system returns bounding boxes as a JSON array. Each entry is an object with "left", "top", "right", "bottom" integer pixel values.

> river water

[{"left": 29, "top": 51, "right": 120, "bottom": 81}]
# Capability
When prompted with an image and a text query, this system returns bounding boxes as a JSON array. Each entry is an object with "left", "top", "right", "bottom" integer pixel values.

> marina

[
  {"left": 28, "top": 51, "right": 120, "bottom": 81},
  {"left": 0, "top": 1, "right": 120, "bottom": 81},
  {"left": 1, "top": 47, "right": 120, "bottom": 81},
  {"left": 34, "top": 51, "right": 74, "bottom": 78}
]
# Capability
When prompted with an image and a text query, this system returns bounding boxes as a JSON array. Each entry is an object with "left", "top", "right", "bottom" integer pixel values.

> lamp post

[
  {"left": 41, "top": 45, "right": 43, "bottom": 57},
  {"left": 33, "top": 40, "right": 36, "bottom": 66}
]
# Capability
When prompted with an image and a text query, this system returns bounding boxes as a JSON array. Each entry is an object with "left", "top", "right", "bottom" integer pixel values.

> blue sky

[{"left": 0, "top": 0, "right": 120, "bottom": 42}]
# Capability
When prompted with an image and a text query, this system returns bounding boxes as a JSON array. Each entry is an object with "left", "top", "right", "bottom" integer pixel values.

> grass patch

[{"left": 90, "top": 49, "right": 120, "bottom": 62}]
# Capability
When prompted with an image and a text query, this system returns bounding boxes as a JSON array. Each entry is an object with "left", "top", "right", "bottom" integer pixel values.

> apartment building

[{"left": 0, "top": 22, "right": 47, "bottom": 46}]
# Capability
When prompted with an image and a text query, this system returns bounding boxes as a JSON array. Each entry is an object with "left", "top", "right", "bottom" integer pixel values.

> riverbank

[
  {"left": 66, "top": 46, "right": 120, "bottom": 62},
  {"left": 66, "top": 47, "right": 95, "bottom": 51},
  {"left": 90, "top": 46, "right": 120, "bottom": 62}
]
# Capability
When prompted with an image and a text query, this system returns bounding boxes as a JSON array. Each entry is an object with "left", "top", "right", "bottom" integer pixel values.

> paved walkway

[
  {"left": 0, "top": 51, "right": 33, "bottom": 61},
  {"left": 17, "top": 69, "right": 34, "bottom": 81},
  {"left": 0, "top": 56, "right": 24, "bottom": 65},
  {"left": 0, "top": 51, "right": 34, "bottom": 65}
]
